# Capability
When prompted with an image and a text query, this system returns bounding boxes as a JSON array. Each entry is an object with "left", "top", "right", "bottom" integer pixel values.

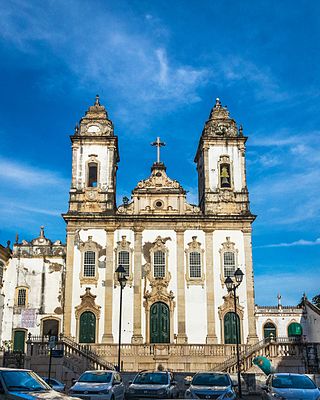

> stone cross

[{"left": 151, "top": 137, "right": 165, "bottom": 163}]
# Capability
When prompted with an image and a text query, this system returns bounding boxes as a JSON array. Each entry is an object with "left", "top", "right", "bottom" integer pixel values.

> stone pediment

[{"left": 134, "top": 163, "right": 185, "bottom": 193}]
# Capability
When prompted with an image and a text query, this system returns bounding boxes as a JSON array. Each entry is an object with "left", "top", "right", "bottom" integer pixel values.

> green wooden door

[
  {"left": 288, "top": 322, "right": 302, "bottom": 337},
  {"left": 13, "top": 330, "right": 26, "bottom": 352},
  {"left": 150, "top": 302, "right": 170, "bottom": 343},
  {"left": 224, "top": 312, "right": 241, "bottom": 344},
  {"left": 79, "top": 311, "right": 96, "bottom": 343}
]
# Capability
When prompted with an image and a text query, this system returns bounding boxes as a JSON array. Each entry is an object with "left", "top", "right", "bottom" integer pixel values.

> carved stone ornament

[
  {"left": 135, "top": 166, "right": 184, "bottom": 192},
  {"left": 75, "top": 287, "right": 101, "bottom": 320},
  {"left": 185, "top": 236, "right": 205, "bottom": 287},
  {"left": 202, "top": 98, "right": 240, "bottom": 138}
]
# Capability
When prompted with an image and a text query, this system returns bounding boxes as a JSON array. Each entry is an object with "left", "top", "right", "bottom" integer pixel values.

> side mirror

[
  {"left": 113, "top": 381, "right": 120, "bottom": 385},
  {"left": 184, "top": 380, "right": 191, "bottom": 386},
  {"left": 128, "top": 380, "right": 133, "bottom": 385},
  {"left": 71, "top": 379, "right": 77, "bottom": 385},
  {"left": 261, "top": 385, "right": 268, "bottom": 391}
]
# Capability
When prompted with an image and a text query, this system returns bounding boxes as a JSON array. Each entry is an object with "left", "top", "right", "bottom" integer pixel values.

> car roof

[
  {"left": 137, "top": 370, "right": 169, "bottom": 374},
  {"left": 271, "top": 373, "right": 308, "bottom": 377},
  {"left": 0, "top": 368, "right": 31, "bottom": 372},
  {"left": 83, "top": 370, "right": 114, "bottom": 373}
]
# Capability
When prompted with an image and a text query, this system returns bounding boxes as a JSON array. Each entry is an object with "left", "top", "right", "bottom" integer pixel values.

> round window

[
  {"left": 156, "top": 172, "right": 162, "bottom": 177},
  {"left": 155, "top": 200, "right": 163, "bottom": 208}
]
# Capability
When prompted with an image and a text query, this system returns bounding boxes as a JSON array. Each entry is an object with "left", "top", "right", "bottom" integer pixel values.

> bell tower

[
  {"left": 195, "top": 98, "right": 250, "bottom": 215},
  {"left": 67, "top": 95, "right": 119, "bottom": 215}
]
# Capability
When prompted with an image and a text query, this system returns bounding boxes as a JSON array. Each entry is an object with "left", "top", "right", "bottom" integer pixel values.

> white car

[{"left": 69, "top": 370, "right": 125, "bottom": 400}]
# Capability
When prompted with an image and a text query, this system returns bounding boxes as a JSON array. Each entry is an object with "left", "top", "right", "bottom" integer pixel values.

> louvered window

[
  {"left": 189, "top": 251, "right": 201, "bottom": 278},
  {"left": 153, "top": 251, "right": 165, "bottom": 278},
  {"left": 118, "top": 251, "right": 130, "bottom": 276},
  {"left": 224, "top": 251, "right": 235, "bottom": 277},
  {"left": 17, "top": 288, "right": 27, "bottom": 306}
]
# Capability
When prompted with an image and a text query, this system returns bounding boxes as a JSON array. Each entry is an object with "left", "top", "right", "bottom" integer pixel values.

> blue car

[{"left": 185, "top": 372, "right": 237, "bottom": 399}]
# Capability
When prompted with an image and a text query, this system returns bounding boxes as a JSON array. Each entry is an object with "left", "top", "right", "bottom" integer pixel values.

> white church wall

[
  {"left": 213, "top": 230, "right": 248, "bottom": 343},
  {"left": 255, "top": 310, "right": 304, "bottom": 340},
  {"left": 304, "top": 303, "right": 320, "bottom": 342},
  {"left": 208, "top": 146, "right": 243, "bottom": 192}
]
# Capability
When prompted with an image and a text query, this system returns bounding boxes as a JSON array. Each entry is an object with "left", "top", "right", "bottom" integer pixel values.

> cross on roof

[{"left": 151, "top": 137, "right": 166, "bottom": 163}]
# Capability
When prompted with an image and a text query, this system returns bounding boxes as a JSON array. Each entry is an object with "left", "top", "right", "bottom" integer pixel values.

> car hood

[
  {"left": 129, "top": 383, "right": 168, "bottom": 390},
  {"left": 71, "top": 382, "right": 112, "bottom": 391},
  {"left": 9, "top": 389, "right": 81, "bottom": 399},
  {"left": 273, "top": 387, "right": 320, "bottom": 399}
]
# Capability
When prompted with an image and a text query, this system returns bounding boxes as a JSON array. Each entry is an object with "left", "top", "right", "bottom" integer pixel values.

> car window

[
  {"left": 272, "top": 375, "right": 316, "bottom": 389},
  {"left": 134, "top": 372, "right": 169, "bottom": 385},
  {"left": 2, "top": 371, "right": 50, "bottom": 392},
  {"left": 78, "top": 372, "right": 112, "bottom": 383},
  {"left": 192, "top": 373, "right": 230, "bottom": 386}
]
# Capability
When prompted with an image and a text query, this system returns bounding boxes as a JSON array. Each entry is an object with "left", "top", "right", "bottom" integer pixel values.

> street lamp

[
  {"left": 116, "top": 265, "right": 127, "bottom": 372},
  {"left": 224, "top": 267, "right": 244, "bottom": 398}
]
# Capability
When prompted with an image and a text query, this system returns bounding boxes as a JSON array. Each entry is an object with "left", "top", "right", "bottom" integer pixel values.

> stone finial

[
  {"left": 277, "top": 292, "right": 282, "bottom": 307},
  {"left": 6, "top": 240, "right": 11, "bottom": 249},
  {"left": 215, "top": 98, "right": 222, "bottom": 108},
  {"left": 74, "top": 124, "right": 79, "bottom": 134},
  {"left": 95, "top": 94, "right": 100, "bottom": 106},
  {"left": 239, "top": 125, "right": 243, "bottom": 136},
  {"left": 40, "top": 226, "right": 45, "bottom": 238},
  {"left": 15, "top": 233, "right": 19, "bottom": 244}
]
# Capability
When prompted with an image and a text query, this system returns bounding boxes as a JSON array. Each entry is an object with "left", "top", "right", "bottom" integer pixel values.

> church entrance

[
  {"left": 13, "top": 330, "right": 26, "bottom": 352},
  {"left": 79, "top": 311, "right": 96, "bottom": 343},
  {"left": 42, "top": 319, "right": 59, "bottom": 338},
  {"left": 224, "top": 312, "right": 240, "bottom": 344},
  {"left": 150, "top": 302, "right": 170, "bottom": 343}
]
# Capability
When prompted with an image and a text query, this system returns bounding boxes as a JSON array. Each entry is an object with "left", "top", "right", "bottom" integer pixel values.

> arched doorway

[
  {"left": 13, "top": 330, "right": 26, "bottom": 352},
  {"left": 150, "top": 302, "right": 170, "bottom": 343},
  {"left": 263, "top": 322, "right": 277, "bottom": 339},
  {"left": 224, "top": 312, "right": 240, "bottom": 344},
  {"left": 42, "top": 319, "right": 59, "bottom": 338},
  {"left": 79, "top": 311, "right": 96, "bottom": 343},
  {"left": 288, "top": 322, "right": 302, "bottom": 338}
]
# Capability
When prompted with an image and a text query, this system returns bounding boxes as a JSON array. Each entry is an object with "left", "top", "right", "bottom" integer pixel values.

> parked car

[
  {"left": 0, "top": 367, "right": 81, "bottom": 399},
  {"left": 42, "top": 377, "right": 66, "bottom": 392},
  {"left": 261, "top": 373, "right": 320, "bottom": 400},
  {"left": 69, "top": 370, "right": 125, "bottom": 400},
  {"left": 184, "top": 372, "right": 237, "bottom": 399},
  {"left": 126, "top": 370, "right": 179, "bottom": 399}
]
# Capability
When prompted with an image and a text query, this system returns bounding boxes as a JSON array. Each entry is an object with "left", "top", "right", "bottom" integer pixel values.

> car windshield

[
  {"left": 78, "top": 372, "right": 112, "bottom": 383},
  {"left": 134, "top": 372, "right": 168, "bottom": 385},
  {"left": 192, "top": 373, "right": 230, "bottom": 387},
  {"left": 2, "top": 370, "right": 50, "bottom": 392},
  {"left": 272, "top": 375, "right": 316, "bottom": 389}
]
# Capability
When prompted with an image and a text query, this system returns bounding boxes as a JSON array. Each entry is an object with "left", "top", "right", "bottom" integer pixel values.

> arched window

[
  {"left": 224, "top": 312, "right": 241, "bottom": 344},
  {"left": 224, "top": 251, "right": 236, "bottom": 277},
  {"left": 83, "top": 251, "right": 96, "bottom": 277},
  {"left": 42, "top": 319, "right": 59, "bottom": 338},
  {"left": 87, "top": 162, "right": 98, "bottom": 187},
  {"left": 220, "top": 163, "right": 231, "bottom": 188},
  {"left": 16, "top": 287, "right": 27, "bottom": 307},
  {"left": 154, "top": 250, "right": 165, "bottom": 278},
  {"left": 189, "top": 252, "right": 201, "bottom": 278},
  {"left": 79, "top": 311, "right": 96, "bottom": 343},
  {"left": 263, "top": 322, "right": 277, "bottom": 339},
  {"left": 118, "top": 251, "right": 130, "bottom": 277},
  {"left": 288, "top": 322, "right": 302, "bottom": 337}
]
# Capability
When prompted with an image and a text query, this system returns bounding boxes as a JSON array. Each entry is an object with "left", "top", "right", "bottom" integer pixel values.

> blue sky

[{"left": 0, "top": 0, "right": 319, "bottom": 305}]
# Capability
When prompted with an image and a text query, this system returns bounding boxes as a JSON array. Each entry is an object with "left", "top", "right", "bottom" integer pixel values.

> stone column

[
  {"left": 205, "top": 230, "right": 218, "bottom": 344},
  {"left": 102, "top": 229, "right": 114, "bottom": 343},
  {"left": 131, "top": 228, "right": 144, "bottom": 344},
  {"left": 243, "top": 228, "right": 258, "bottom": 344},
  {"left": 176, "top": 229, "right": 188, "bottom": 343},
  {"left": 63, "top": 228, "right": 75, "bottom": 337}
]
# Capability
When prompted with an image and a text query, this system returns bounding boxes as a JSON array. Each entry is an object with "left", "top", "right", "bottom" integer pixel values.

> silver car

[
  {"left": 262, "top": 373, "right": 320, "bottom": 400},
  {"left": 69, "top": 370, "right": 125, "bottom": 400},
  {"left": 0, "top": 367, "right": 81, "bottom": 399},
  {"left": 126, "top": 370, "right": 179, "bottom": 399},
  {"left": 184, "top": 372, "right": 237, "bottom": 399}
]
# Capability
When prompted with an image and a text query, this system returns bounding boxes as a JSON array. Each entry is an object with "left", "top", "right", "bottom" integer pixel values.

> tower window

[
  {"left": 88, "top": 162, "right": 98, "bottom": 187},
  {"left": 83, "top": 251, "right": 96, "bottom": 277},
  {"left": 224, "top": 251, "right": 235, "bottom": 277},
  {"left": 118, "top": 251, "right": 130, "bottom": 277},
  {"left": 189, "top": 251, "right": 201, "bottom": 278},
  {"left": 153, "top": 250, "right": 165, "bottom": 278},
  {"left": 220, "top": 163, "right": 231, "bottom": 188}
]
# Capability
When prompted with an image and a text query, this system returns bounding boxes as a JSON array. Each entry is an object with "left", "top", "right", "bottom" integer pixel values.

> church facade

[{"left": 2, "top": 97, "right": 318, "bottom": 361}]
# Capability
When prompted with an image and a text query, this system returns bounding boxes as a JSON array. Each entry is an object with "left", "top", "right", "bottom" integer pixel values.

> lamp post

[
  {"left": 225, "top": 267, "right": 244, "bottom": 399},
  {"left": 116, "top": 265, "right": 127, "bottom": 372}
]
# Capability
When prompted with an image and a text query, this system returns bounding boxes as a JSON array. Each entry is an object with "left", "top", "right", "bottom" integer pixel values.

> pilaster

[
  {"left": 63, "top": 229, "right": 75, "bottom": 337},
  {"left": 102, "top": 229, "right": 114, "bottom": 343},
  {"left": 176, "top": 229, "right": 188, "bottom": 344},
  {"left": 243, "top": 228, "right": 258, "bottom": 344},
  {"left": 205, "top": 230, "right": 218, "bottom": 344},
  {"left": 131, "top": 228, "right": 143, "bottom": 344}
]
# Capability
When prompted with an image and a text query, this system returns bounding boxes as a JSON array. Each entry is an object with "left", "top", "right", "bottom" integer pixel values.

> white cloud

[{"left": 255, "top": 238, "right": 320, "bottom": 248}]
